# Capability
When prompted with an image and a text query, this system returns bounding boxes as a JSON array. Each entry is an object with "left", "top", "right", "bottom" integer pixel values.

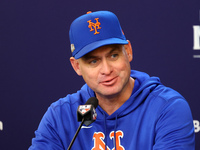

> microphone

[
  {"left": 67, "top": 97, "right": 99, "bottom": 150},
  {"left": 77, "top": 97, "right": 98, "bottom": 126}
]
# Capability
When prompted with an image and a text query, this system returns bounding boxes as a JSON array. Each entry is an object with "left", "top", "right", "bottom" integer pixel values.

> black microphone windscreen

[{"left": 85, "top": 97, "right": 99, "bottom": 108}]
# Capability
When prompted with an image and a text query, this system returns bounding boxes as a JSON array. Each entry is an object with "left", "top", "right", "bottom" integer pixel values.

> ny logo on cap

[{"left": 87, "top": 18, "right": 101, "bottom": 35}]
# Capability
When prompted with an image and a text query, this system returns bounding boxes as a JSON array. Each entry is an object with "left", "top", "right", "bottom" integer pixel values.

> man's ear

[
  {"left": 70, "top": 57, "right": 82, "bottom": 76},
  {"left": 124, "top": 40, "right": 133, "bottom": 62}
]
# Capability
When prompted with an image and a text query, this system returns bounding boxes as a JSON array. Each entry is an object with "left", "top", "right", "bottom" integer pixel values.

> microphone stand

[{"left": 67, "top": 118, "right": 85, "bottom": 150}]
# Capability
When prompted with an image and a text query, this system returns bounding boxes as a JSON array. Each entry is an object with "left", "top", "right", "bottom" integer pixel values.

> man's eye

[
  {"left": 90, "top": 59, "right": 97, "bottom": 64},
  {"left": 111, "top": 54, "right": 118, "bottom": 58}
]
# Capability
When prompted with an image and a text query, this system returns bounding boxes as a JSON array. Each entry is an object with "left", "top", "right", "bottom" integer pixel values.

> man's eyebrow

[
  {"left": 81, "top": 45, "right": 122, "bottom": 60},
  {"left": 109, "top": 46, "right": 121, "bottom": 53},
  {"left": 81, "top": 54, "right": 98, "bottom": 61},
  {"left": 106, "top": 45, "right": 122, "bottom": 56}
]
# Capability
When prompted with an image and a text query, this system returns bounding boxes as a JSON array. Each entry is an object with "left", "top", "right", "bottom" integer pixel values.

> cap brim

[{"left": 74, "top": 38, "right": 128, "bottom": 59}]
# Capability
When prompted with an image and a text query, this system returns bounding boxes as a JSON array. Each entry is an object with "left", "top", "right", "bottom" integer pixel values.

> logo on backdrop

[
  {"left": 194, "top": 120, "right": 200, "bottom": 133},
  {"left": 0, "top": 121, "right": 3, "bottom": 131},
  {"left": 193, "top": 26, "right": 200, "bottom": 50},
  {"left": 193, "top": 10, "right": 200, "bottom": 58}
]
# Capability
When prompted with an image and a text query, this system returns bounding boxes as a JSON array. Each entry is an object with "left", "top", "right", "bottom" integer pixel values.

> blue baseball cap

[{"left": 69, "top": 11, "right": 128, "bottom": 59}]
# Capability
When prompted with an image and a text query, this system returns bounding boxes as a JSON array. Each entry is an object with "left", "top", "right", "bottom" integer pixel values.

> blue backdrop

[{"left": 0, "top": 0, "right": 200, "bottom": 149}]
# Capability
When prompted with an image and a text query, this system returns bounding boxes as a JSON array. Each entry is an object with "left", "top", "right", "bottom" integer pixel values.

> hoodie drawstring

[
  {"left": 103, "top": 112, "right": 119, "bottom": 150},
  {"left": 103, "top": 112, "right": 107, "bottom": 150},
  {"left": 114, "top": 115, "right": 118, "bottom": 150}
]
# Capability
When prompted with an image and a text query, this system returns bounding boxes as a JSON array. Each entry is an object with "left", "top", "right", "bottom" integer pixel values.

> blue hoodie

[{"left": 29, "top": 70, "right": 195, "bottom": 150}]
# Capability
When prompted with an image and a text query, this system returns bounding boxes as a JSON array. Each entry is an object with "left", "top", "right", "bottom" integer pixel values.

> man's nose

[{"left": 100, "top": 59, "right": 112, "bottom": 75}]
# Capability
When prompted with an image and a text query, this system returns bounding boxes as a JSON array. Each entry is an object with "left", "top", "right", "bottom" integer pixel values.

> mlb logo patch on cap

[{"left": 69, "top": 11, "right": 128, "bottom": 59}]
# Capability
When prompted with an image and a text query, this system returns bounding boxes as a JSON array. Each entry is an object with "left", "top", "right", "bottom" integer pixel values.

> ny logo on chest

[{"left": 92, "top": 130, "right": 125, "bottom": 150}]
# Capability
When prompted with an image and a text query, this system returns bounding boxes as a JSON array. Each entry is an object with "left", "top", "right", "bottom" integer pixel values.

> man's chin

[{"left": 96, "top": 88, "right": 121, "bottom": 99}]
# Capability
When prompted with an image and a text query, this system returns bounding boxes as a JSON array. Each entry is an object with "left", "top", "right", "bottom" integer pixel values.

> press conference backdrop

[{"left": 0, "top": 0, "right": 200, "bottom": 149}]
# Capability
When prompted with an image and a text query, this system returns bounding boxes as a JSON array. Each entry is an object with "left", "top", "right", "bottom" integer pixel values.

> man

[{"left": 29, "top": 11, "right": 195, "bottom": 149}]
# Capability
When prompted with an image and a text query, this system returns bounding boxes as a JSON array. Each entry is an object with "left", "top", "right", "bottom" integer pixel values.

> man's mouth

[{"left": 100, "top": 77, "right": 118, "bottom": 86}]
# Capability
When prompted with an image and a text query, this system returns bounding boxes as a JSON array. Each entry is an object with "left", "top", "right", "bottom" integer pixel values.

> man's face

[{"left": 70, "top": 43, "right": 133, "bottom": 99}]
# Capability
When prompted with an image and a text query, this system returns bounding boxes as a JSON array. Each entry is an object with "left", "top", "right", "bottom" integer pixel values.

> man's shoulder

[
  {"left": 152, "top": 84, "right": 185, "bottom": 102},
  {"left": 50, "top": 84, "right": 93, "bottom": 110}
]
